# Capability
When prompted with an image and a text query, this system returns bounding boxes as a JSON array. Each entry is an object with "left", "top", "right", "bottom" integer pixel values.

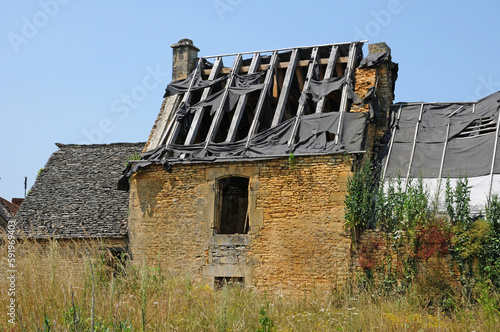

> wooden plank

[
  {"left": 203, "top": 56, "right": 348, "bottom": 75},
  {"left": 271, "top": 48, "right": 299, "bottom": 128},
  {"left": 245, "top": 51, "right": 279, "bottom": 147},
  {"left": 203, "top": 54, "right": 243, "bottom": 150},
  {"left": 295, "top": 66, "right": 305, "bottom": 92},
  {"left": 335, "top": 63, "right": 343, "bottom": 77},
  {"left": 162, "top": 58, "right": 204, "bottom": 147},
  {"left": 315, "top": 45, "right": 339, "bottom": 113},
  {"left": 335, "top": 42, "right": 357, "bottom": 145},
  {"left": 184, "top": 56, "right": 224, "bottom": 145},
  {"left": 273, "top": 71, "right": 279, "bottom": 98},
  {"left": 287, "top": 47, "right": 320, "bottom": 147},
  {"left": 225, "top": 53, "right": 261, "bottom": 142},
  {"left": 276, "top": 64, "right": 284, "bottom": 90}
]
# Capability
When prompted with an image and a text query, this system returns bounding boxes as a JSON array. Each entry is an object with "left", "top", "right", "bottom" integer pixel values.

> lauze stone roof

[{"left": 15, "top": 143, "right": 144, "bottom": 239}]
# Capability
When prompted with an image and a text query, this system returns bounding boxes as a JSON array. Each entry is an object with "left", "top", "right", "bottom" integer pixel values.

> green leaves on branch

[{"left": 344, "top": 159, "right": 377, "bottom": 241}]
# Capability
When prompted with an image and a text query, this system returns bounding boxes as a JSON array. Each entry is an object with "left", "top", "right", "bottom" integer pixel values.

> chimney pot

[{"left": 171, "top": 38, "right": 200, "bottom": 81}]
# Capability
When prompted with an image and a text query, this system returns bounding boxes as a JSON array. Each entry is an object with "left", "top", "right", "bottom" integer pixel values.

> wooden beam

[
  {"left": 335, "top": 63, "right": 343, "bottom": 78},
  {"left": 271, "top": 48, "right": 299, "bottom": 128},
  {"left": 203, "top": 54, "right": 243, "bottom": 150},
  {"left": 287, "top": 47, "right": 320, "bottom": 147},
  {"left": 295, "top": 66, "right": 305, "bottom": 92},
  {"left": 225, "top": 53, "right": 261, "bottom": 142},
  {"left": 203, "top": 56, "right": 348, "bottom": 76},
  {"left": 335, "top": 42, "right": 357, "bottom": 145},
  {"left": 245, "top": 51, "right": 279, "bottom": 147},
  {"left": 162, "top": 58, "right": 204, "bottom": 147},
  {"left": 273, "top": 70, "right": 279, "bottom": 98},
  {"left": 315, "top": 45, "right": 339, "bottom": 113},
  {"left": 184, "top": 56, "right": 224, "bottom": 145}
]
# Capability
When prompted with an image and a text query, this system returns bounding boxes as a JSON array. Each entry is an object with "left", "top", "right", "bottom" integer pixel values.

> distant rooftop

[{"left": 15, "top": 143, "right": 144, "bottom": 239}]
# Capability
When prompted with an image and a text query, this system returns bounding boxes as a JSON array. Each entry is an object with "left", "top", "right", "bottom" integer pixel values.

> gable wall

[{"left": 128, "top": 154, "right": 353, "bottom": 293}]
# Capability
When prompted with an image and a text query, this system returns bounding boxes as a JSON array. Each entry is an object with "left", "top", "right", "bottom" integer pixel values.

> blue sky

[{"left": 1, "top": 0, "right": 500, "bottom": 200}]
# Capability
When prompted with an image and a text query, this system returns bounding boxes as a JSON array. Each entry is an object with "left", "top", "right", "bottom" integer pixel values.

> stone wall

[{"left": 128, "top": 154, "right": 354, "bottom": 293}]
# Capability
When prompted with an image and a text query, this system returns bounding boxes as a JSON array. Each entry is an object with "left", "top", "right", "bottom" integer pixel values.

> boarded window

[{"left": 214, "top": 177, "right": 249, "bottom": 234}]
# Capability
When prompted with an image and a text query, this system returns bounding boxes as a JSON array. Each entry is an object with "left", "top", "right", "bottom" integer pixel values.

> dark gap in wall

[
  {"left": 214, "top": 276, "right": 244, "bottom": 289},
  {"left": 216, "top": 177, "right": 249, "bottom": 234}
]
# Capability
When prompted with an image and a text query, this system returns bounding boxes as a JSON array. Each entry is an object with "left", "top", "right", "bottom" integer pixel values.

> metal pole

[
  {"left": 382, "top": 105, "right": 402, "bottom": 182},
  {"left": 437, "top": 122, "right": 451, "bottom": 194},
  {"left": 397, "top": 101, "right": 477, "bottom": 106},
  {"left": 405, "top": 103, "right": 424, "bottom": 190},
  {"left": 488, "top": 107, "right": 500, "bottom": 200}
]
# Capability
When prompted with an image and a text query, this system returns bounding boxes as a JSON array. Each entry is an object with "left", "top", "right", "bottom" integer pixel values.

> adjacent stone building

[
  {"left": 15, "top": 143, "right": 144, "bottom": 249},
  {"left": 122, "top": 39, "right": 397, "bottom": 292}
]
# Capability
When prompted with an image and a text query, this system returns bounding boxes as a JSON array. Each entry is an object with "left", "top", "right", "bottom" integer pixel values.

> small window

[
  {"left": 214, "top": 176, "right": 249, "bottom": 234},
  {"left": 214, "top": 276, "right": 245, "bottom": 289}
]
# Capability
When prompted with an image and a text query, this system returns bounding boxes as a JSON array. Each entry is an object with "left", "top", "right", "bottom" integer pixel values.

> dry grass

[{"left": 0, "top": 238, "right": 498, "bottom": 331}]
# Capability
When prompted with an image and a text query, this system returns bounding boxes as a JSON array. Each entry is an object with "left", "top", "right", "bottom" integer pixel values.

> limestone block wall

[{"left": 128, "top": 154, "right": 353, "bottom": 293}]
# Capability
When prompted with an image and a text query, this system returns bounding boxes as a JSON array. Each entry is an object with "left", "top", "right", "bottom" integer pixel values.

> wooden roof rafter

[
  {"left": 287, "top": 47, "right": 320, "bottom": 147},
  {"left": 203, "top": 54, "right": 243, "bottom": 151},
  {"left": 157, "top": 41, "right": 369, "bottom": 156},
  {"left": 161, "top": 57, "right": 204, "bottom": 147},
  {"left": 184, "top": 56, "right": 224, "bottom": 145},
  {"left": 225, "top": 52, "right": 262, "bottom": 142}
]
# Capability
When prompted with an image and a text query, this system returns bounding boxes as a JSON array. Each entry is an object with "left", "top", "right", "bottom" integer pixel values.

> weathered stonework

[
  {"left": 128, "top": 154, "right": 353, "bottom": 293},
  {"left": 129, "top": 41, "right": 399, "bottom": 294}
]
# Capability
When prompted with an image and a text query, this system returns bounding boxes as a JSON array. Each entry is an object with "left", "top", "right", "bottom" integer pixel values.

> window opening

[{"left": 214, "top": 176, "right": 249, "bottom": 234}]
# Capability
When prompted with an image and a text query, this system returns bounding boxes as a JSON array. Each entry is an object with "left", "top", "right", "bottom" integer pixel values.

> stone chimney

[
  {"left": 352, "top": 42, "right": 398, "bottom": 156},
  {"left": 368, "top": 42, "right": 396, "bottom": 128},
  {"left": 171, "top": 38, "right": 200, "bottom": 81}
]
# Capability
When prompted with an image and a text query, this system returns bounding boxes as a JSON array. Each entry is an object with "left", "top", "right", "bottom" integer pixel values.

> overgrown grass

[{"left": 1, "top": 238, "right": 499, "bottom": 331}]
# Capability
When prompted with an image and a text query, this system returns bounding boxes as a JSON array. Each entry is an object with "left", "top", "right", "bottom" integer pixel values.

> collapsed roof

[
  {"left": 120, "top": 41, "right": 393, "bottom": 188},
  {"left": 15, "top": 143, "right": 144, "bottom": 239}
]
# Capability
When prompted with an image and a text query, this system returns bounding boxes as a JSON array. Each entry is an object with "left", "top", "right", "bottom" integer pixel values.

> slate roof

[{"left": 15, "top": 143, "right": 144, "bottom": 239}]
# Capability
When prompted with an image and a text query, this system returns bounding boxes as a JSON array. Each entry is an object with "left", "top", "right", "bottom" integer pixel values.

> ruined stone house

[
  {"left": 15, "top": 38, "right": 499, "bottom": 293},
  {"left": 120, "top": 39, "right": 397, "bottom": 291}
]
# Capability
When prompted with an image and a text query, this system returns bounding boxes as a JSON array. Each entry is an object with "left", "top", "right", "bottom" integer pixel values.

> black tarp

[
  {"left": 358, "top": 51, "right": 391, "bottom": 69},
  {"left": 174, "top": 71, "right": 267, "bottom": 117},
  {"left": 298, "top": 77, "right": 345, "bottom": 105},
  {"left": 383, "top": 91, "right": 500, "bottom": 178},
  {"left": 163, "top": 71, "right": 229, "bottom": 97},
  {"left": 118, "top": 111, "right": 368, "bottom": 190}
]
